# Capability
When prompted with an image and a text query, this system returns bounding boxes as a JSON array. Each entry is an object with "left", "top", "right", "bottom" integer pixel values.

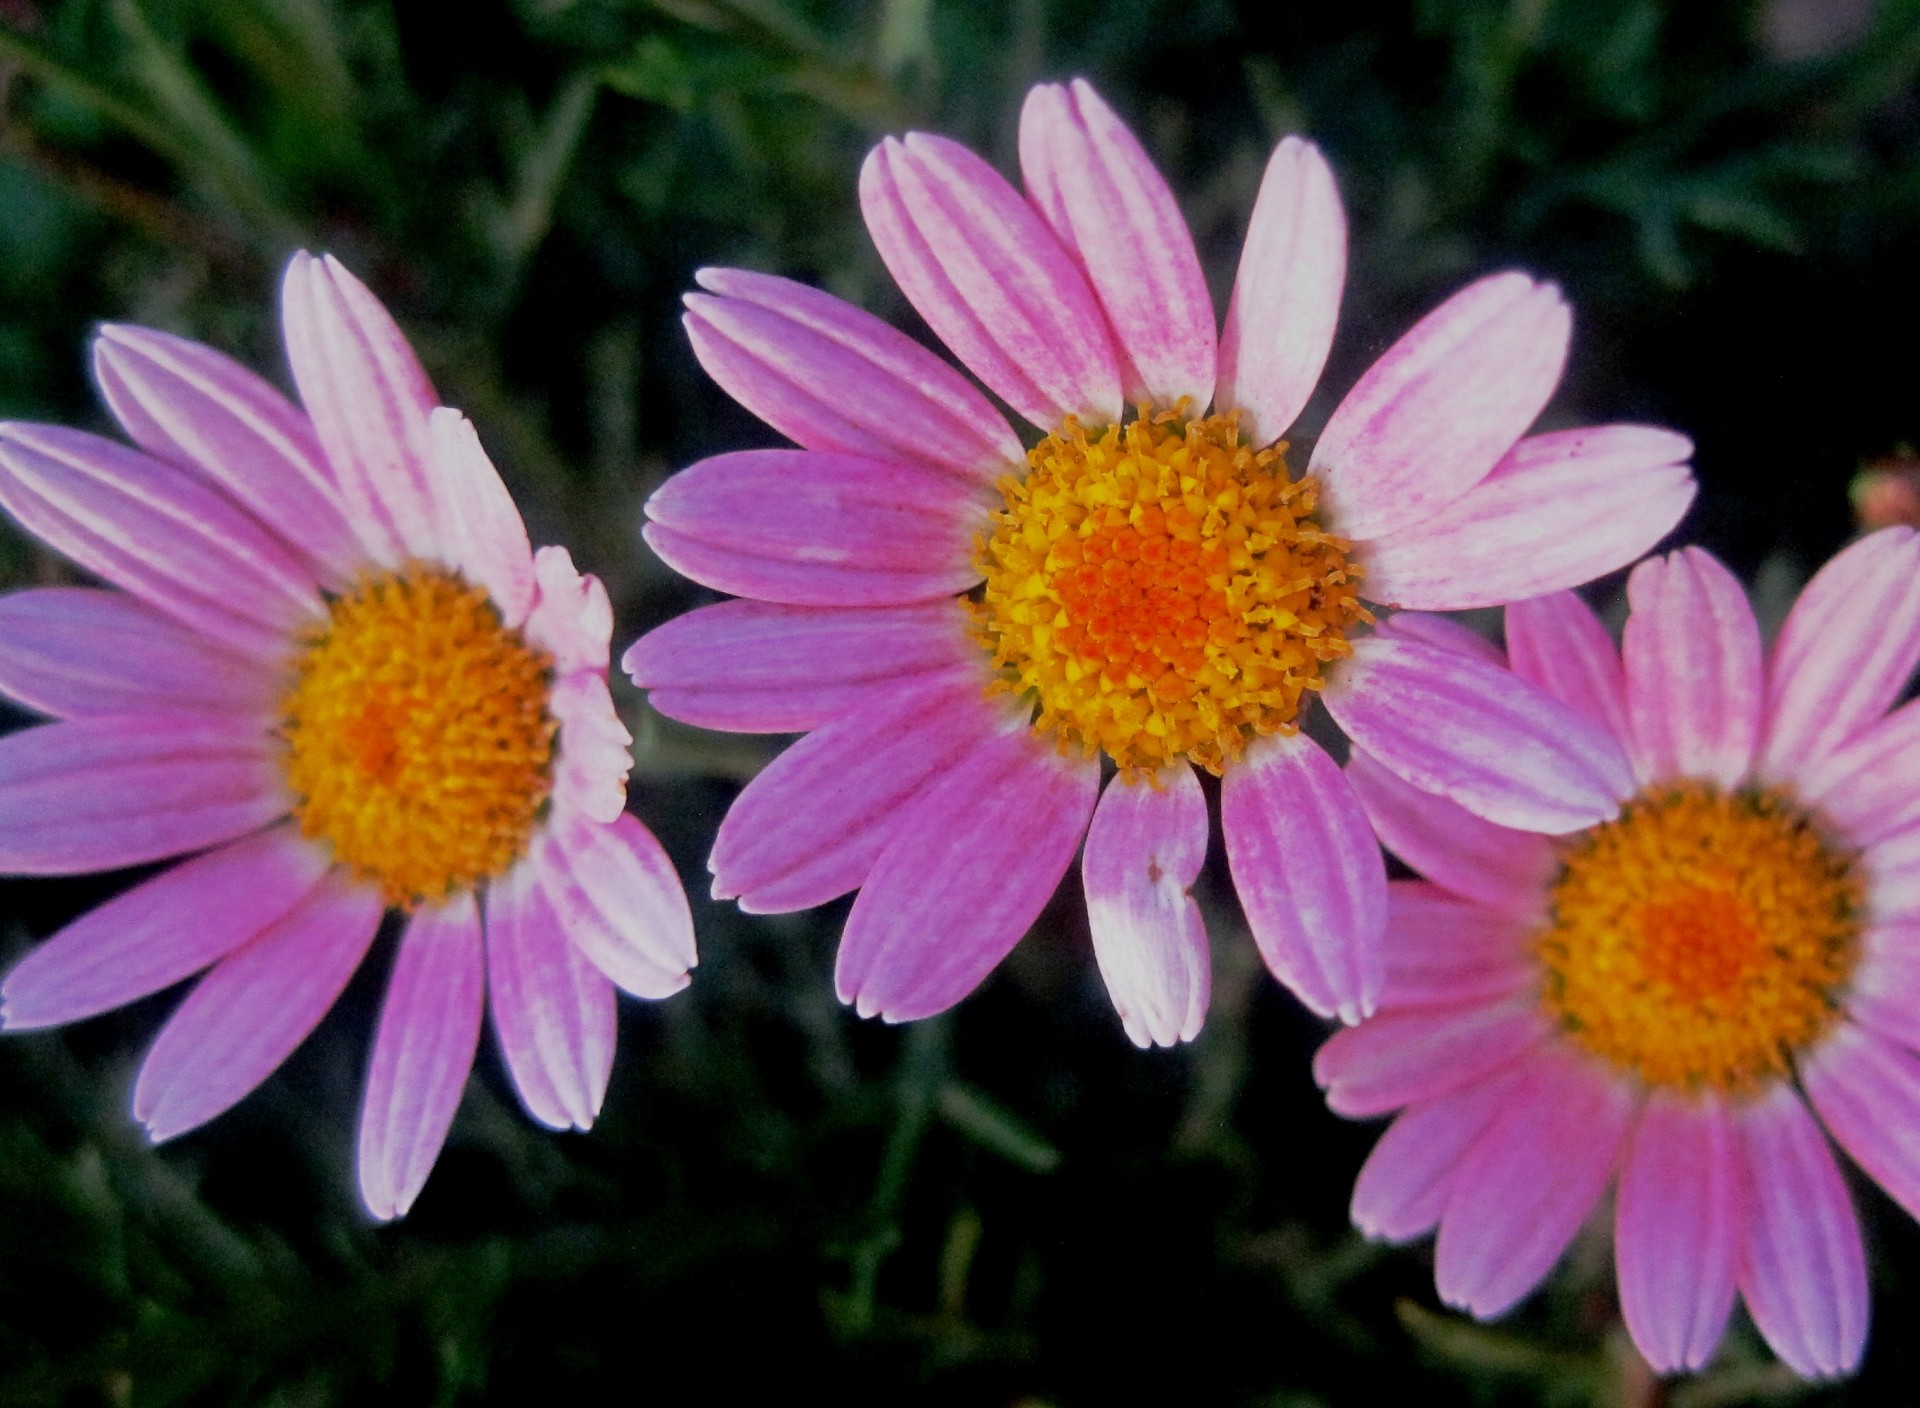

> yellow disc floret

[
  {"left": 279, "top": 566, "right": 556, "bottom": 908},
  {"left": 1536, "top": 783, "right": 1862, "bottom": 1093},
  {"left": 972, "top": 408, "right": 1369, "bottom": 774}
]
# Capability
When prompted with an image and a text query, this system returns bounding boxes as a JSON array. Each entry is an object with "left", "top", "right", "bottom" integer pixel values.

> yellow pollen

[
  {"left": 278, "top": 566, "right": 556, "bottom": 908},
  {"left": 1535, "top": 784, "right": 1862, "bottom": 1093},
  {"left": 971, "top": 408, "right": 1369, "bottom": 774}
]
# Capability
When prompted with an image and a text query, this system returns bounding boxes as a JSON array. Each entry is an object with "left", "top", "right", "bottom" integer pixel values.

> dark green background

[{"left": 1, "top": 0, "right": 1918, "bottom": 1402}]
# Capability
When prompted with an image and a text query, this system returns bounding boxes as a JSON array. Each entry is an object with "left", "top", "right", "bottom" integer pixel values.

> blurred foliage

[{"left": 1, "top": 0, "right": 1920, "bottom": 1403}]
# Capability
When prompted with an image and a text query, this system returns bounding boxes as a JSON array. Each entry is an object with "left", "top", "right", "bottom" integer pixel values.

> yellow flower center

[
  {"left": 1536, "top": 784, "right": 1862, "bottom": 1093},
  {"left": 278, "top": 566, "right": 556, "bottom": 908},
  {"left": 971, "top": 409, "right": 1368, "bottom": 774}
]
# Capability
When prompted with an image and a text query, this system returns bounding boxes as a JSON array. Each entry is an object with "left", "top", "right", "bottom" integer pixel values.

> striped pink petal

[
  {"left": 424, "top": 409, "right": 536, "bottom": 627},
  {"left": 1313, "top": 993, "right": 1549, "bottom": 1118},
  {"left": 1504, "top": 590, "right": 1630, "bottom": 747},
  {"left": 357, "top": 893, "right": 484, "bottom": 1221},
  {"left": 1798, "top": 700, "right": 1920, "bottom": 848},
  {"left": 1309, "top": 273, "right": 1569, "bottom": 543},
  {"left": 1802, "top": 1021, "right": 1920, "bottom": 1224},
  {"left": 523, "top": 546, "right": 613, "bottom": 677},
  {"left": 686, "top": 268, "right": 1022, "bottom": 483},
  {"left": 0, "top": 716, "right": 283, "bottom": 874},
  {"left": 835, "top": 725, "right": 1099, "bottom": 1023},
  {"left": 0, "top": 822, "right": 328, "bottom": 1030},
  {"left": 1359, "top": 426, "right": 1694, "bottom": 610},
  {"left": 1379, "top": 882, "right": 1534, "bottom": 1009},
  {"left": 1869, "top": 829, "right": 1920, "bottom": 924},
  {"left": 0, "top": 588, "right": 274, "bottom": 719},
  {"left": 535, "top": 809, "right": 695, "bottom": 1000},
  {"left": 1214, "top": 136, "right": 1345, "bottom": 448},
  {"left": 1845, "top": 921, "right": 1920, "bottom": 1051},
  {"left": 1369, "top": 610, "right": 1505, "bottom": 669},
  {"left": 1018, "top": 80, "right": 1215, "bottom": 411},
  {"left": 132, "top": 870, "right": 382, "bottom": 1142},
  {"left": 1221, "top": 730, "right": 1385, "bottom": 1023},
  {"left": 547, "top": 671, "right": 631, "bottom": 826},
  {"left": 1081, "top": 765, "right": 1211, "bottom": 1049},
  {"left": 1621, "top": 548, "right": 1763, "bottom": 789},
  {"left": 860, "top": 132, "right": 1121, "bottom": 429},
  {"left": 643, "top": 449, "right": 982, "bottom": 607},
  {"left": 1350, "top": 1066, "right": 1524, "bottom": 1243}
]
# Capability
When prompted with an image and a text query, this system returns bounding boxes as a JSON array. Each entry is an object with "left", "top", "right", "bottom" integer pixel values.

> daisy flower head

[
  {"left": 0, "top": 253, "right": 695, "bottom": 1221},
  {"left": 1319, "top": 533, "right": 1920, "bottom": 1378},
  {"left": 627, "top": 78, "right": 1693, "bottom": 1040}
]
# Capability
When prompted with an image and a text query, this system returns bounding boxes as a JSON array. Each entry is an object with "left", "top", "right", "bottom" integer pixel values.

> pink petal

[
  {"left": 1214, "top": 137, "right": 1346, "bottom": 448},
  {"left": 0, "top": 587, "right": 274, "bottom": 719},
  {"left": 1370, "top": 611, "right": 1506, "bottom": 669},
  {"left": 643, "top": 449, "right": 982, "bottom": 607},
  {"left": 1359, "top": 426, "right": 1694, "bottom": 610},
  {"left": 424, "top": 409, "right": 536, "bottom": 627},
  {"left": 0, "top": 716, "right": 283, "bottom": 874},
  {"left": 709, "top": 674, "right": 1005, "bottom": 912},
  {"left": 1380, "top": 881, "right": 1535, "bottom": 1009},
  {"left": 623, "top": 599, "right": 974, "bottom": 734},
  {"left": 1220, "top": 731, "right": 1385, "bottom": 1023},
  {"left": 1312, "top": 993, "right": 1549, "bottom": 1118},
  {"left": 1350, "top": 1066, "right": 1525, "bottom": 1243},
  {"left": 535, "top": 809, "right": 695, "bottom": 1000},
  {"left": 1736, "top": 1084, "right": 1868, "bottom": 1380},
  {"left": 1802, "top": 1021, "right": 1920, "bottom": 1224},
  {"left": 0, "top": 422, "right": 321, "bottom": 658},
  {"left": 687, "top": 267, "right": 1022, "bottom": 483},
  {"left": 91, "top": 323, "right": 361, "bottom": 584},
  {"left": 1309, "top": 273, "right": 1570, "bottom": 543},
  {"left": 1346, "top": 752, "right": 1554, "bottom": 919},
  {"left": 1504, "top": 590, "right": 1630, "bottom": 747},
  {"left": 1434, "top": 1044, "right": 1634, "bottom": 1318},
  {"left": 1797, "top": 698, "right": 1920, "bottom": 849},
  {"left": 279, "top": 251, "right": 439, "bottom": 565},
  {"left": 547, "top": 671, "right": 631, "bottom": 826},
  {"left": 860, "top": 132, "right": 1121, "bottom": 429},
  {"left": 1844, "top": 920, "right": 1920, "bottom": 1050},
  {"left": 0, "top": 822, "right": 329, "bottom": 1030},
  {"left": 1081, "top": 765, "right": 1211, "bottom": 1048},
  {"left": 835, "top": 724, "right": 1099, "bottom": 1023},
  {"left": 132, "top": 870, "right": 382, "bottom": 1142},
  {"left": 1615, "top": 1091, "right": 1744, "bottom": 1374},
  {"left": 1018, "top": 80, "right": 1215, "bottom": 411},
  {"left": 1869, "top": 829, "right": 1920, "bottom": 923},
  {"left": 522, "top": 546, "right": 613, "bottom": 677},
  {"left": 357, "top": 893, "right": 484, "bottom": 1221},
  {"left": 484, "top": 857, "right": 617, "bottom": 1131},
  {"left": 1760, "top": 526, "right": 1920, "bottom": 784},
  {"left": 1622, "top": 548, "right": 1763, "bottom": 789},
  {"left": 1325, "top": 634, "right": 1634, "bottom": 834}
]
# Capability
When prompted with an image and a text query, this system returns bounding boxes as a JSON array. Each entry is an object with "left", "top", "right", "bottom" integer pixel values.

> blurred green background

[{"left": 2, "top": 0, "right": 1920, "bottom": 1402}]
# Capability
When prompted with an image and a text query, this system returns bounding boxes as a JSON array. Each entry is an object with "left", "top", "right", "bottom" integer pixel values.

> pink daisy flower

[
  {"left": 1319, "top": 533, "right": 1920, "bottom": 1378},
  {"left": 0, "top": 253, "right": 695, "bottom": 1220},
  {"left": 626, "top": 78, "right": 1693, "bottom": 1039}
]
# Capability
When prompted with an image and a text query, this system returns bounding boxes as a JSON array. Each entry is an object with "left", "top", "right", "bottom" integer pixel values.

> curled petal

[
  {"left": 523, "top": 546, "right": 613, "bottom": 677},
  {"left": 548, "top": 671, "right": 632, "bottom": 826}
]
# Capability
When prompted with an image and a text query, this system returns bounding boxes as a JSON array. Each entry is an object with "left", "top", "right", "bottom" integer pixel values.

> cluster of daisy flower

[{"left": 0, "top": 76, "right": 1912, "bottom": 1381}]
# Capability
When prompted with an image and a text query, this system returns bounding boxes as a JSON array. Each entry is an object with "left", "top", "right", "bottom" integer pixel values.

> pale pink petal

[
  {"left": 91, "top": 323, "right": 360, "bottom": 584},
  {"left": 132, "top": 871, "right": 382, "bottom": 1142},
  {"left": 1312, "top": 993, "right": 1550, "bottom": 1118},
  {"left": 1215, "top": 137, "right": 1345, "bottom": 448},
  {"left": 0, "top": 588, "right": 274, "bottom": 719},
  {"left": 1868, "top": 830, "right": 1920, "bottom": 924},
  {"left": 860, "top": 132, "right": 1121, "bottom": 428},
  {"left": 1325, "top": 634, "right": 1634, "bottom": 834},
  {"left": 709, "top": 674, "right": 1007, "bottom": 913},
  {"left": 1622, "top": 548, "right": 1763, "bottom": 789},
  {"left": 1435, "top": 1044, "right": 1634, "bottom": 1318},
  {"left": 643, "top": 449, "right": 982, "bottom": 607},
  {"left": 0, "top": 823, "right": 328, "bottom": 1030},
  {"left": 1736, "top": 1083, "right": 1868, "bottom": 1380},
  {"left": 1615, "top": 1090, "right": 1744, "bottom": 1374},
  {"left": 0, "top": 422, "right": 321, "bottom": 658},
  {"left": 547, "top": 671, "right": 631, "bottom": 826},
  {"left": 484, "top": 857, "right": 616, "bottom": 1131},
  {"left": 688, "top": 268, "right": 1022, "bottom": 483},
  {"left": 1018, "top": 80, "right": 1215, "bottom": 410},
  {"left": 1803, "top": 1021, "right": 1920, "bottom": 1224},
  {"left": 522, "top": 546, "right": 612, "bottom": 677},
  {"left": 1220, "top": 731, "right": 1385, "bottom": 1023},
  {"left": 279, "top": 251, "right": 439, "bottom": 564},
  {"left": 1380, "top": 882, "right": 1534, "bottom": 1009},
  {"left": 1346, "top": 753, "right": 1554, "bottom": 919},
  {"left": 1370, "top": 611, "right": 1505, "bottom": 669},
  {"left": 1760, "top": 527, "right": 1920, "bottom": 784},
  {"left": 1081, "top": 764, "right": 1211, "bottom": 1048},
  {"left": 424, "top": 409, "right": 536, "bottom": 627},
  {"left": 0, "top": 716, "right": 283, "bottom": 874},
  {"left": 1844, "top": 920, "right": 1920, "bottom": 1050},
  {"left": 1504, "top": 590, "right": 1630, "bottom": 747},
  {"left": 1359, "top": 426, "right": 1694, "bottom": 610},
  {"left": 1797, "top": 699, "right": 1920, "bottom": 849},
  {"left": 535, "top": 809, "right": 695, "bottom": 1000},
  {"left": 1350, "top": 1066, "right": 1525, "bottom": 1243},
  {"left": 357, "top": 893, "right": 484, "bottom": 1221},
  {"left": 623, "top": 599, "right": 975, "bottom": 734},
  {"left": 1308, "top": 273, "right": 1570, "bottom": 543},
  {"left": 835, "top": 725, "right": 1100, "bottom": 1022}
]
